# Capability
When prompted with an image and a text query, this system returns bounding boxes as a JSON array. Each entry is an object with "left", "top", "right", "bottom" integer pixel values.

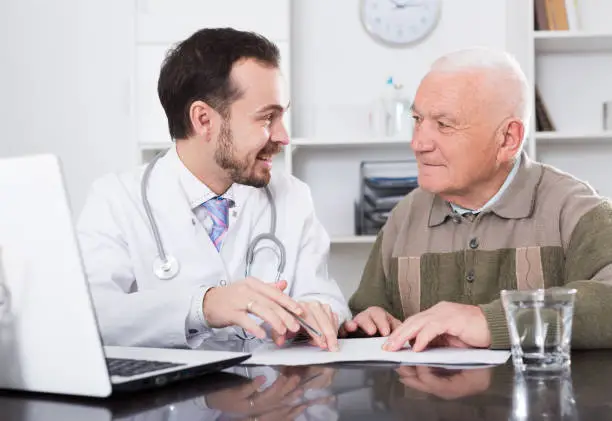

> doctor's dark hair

[{"left": 157, "top": 27, "right": 280, "bottom": 140}]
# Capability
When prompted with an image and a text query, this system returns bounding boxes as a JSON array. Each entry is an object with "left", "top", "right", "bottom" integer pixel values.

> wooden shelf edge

[{"left": 291, "top": 137, "right": 411, "bottom": 147}]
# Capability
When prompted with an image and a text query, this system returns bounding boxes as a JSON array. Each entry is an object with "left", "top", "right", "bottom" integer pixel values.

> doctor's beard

[{"left": 214, "top": 119, "right": 280, "bottom": 188}]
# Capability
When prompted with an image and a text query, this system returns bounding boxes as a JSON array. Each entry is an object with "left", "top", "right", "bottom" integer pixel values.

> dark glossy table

[{"left": 1, "top": 347, "right": 612, "bottom": 420}]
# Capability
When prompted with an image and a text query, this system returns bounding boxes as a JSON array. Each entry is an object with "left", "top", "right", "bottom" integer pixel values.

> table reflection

[
  {"left": 203, "top": 365, "right": 338, "bottom": 420},
  {"left": 5, "top": 343, "right": 612, "bottom": 421},
  {"left": 0, "top": 365, "right": 341, "bottom": 421},
  {"left": 510, "top": 370, "right": 578, "bottom": 421},
  {"left": 395, "top": 366, "right": 493, "bottom": 400},
  {"left": 372, "top": 365, "right": 513, "bottom": 420}
]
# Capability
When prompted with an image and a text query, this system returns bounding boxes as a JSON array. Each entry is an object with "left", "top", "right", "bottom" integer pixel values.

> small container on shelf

[{"left": 368, "top": 77, "right": 413, "bottom": 140}]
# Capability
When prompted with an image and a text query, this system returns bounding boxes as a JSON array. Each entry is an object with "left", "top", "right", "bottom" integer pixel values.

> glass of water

[{"left": 501, "top": 288, "right": 577, "bottom": 372}]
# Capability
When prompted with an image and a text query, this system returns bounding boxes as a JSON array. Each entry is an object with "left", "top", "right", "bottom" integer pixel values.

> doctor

[{"left": 77, "top": 27, "right": 350, "bottom": 350}]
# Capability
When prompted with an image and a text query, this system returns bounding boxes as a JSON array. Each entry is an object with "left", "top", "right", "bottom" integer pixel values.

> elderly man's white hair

[{"left": 429, "top": 46, "right": 531, "bottom": 128}]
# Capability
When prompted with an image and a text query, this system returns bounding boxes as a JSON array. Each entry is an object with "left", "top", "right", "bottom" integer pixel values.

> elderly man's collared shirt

[{"left": 450, "top": 154, "right": 522, "bottom": 216}]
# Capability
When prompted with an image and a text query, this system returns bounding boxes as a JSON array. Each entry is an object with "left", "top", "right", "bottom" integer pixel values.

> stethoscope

[{"left": 141, "top": 149, "right": 287, "bottom": 282}]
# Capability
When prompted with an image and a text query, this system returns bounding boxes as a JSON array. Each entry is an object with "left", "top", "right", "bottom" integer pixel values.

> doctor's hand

[
  {"left": 382, "top": 302, "right": 491, "bottom": 352},
  {"left": 339, "top": 306, "right": 402, "bottom": 338},
  {"left": 203, "top": 278, "right": 303, "bottom": 339},
  {"left": 280, "top": 366, "right": 337, "bottom": 391},
  {"left": 206, "top": 371, "right": 335, "bottom": 420},
  {"left": 272, "top": 301, "right": 340, "bottom": 352},
  {"left": 205, "top": 374, "right": 302, "bottom": 413}
]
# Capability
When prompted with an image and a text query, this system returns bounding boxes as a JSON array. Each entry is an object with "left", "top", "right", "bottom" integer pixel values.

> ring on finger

[{"left": 247, "top": 301, "right": 255, "bottom": 313}]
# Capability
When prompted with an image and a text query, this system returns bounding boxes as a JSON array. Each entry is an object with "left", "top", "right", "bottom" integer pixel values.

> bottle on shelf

[{"left": 369, "top": 76, "right": 413, "bottom": 139}]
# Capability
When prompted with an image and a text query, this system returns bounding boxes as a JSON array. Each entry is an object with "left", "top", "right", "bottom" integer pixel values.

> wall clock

[{"left": 360, "top": 0, "right": 442, "bottom": 47}]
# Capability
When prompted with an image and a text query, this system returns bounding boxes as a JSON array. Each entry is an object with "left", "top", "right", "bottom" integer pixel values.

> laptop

[{"left": 0, "top": 154, "right": 251, "bottom": 398}]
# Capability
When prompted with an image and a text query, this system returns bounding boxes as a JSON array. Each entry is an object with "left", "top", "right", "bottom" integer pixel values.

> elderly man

[{"left": 343, "top": 46, "right": 612, "bottom": 352}]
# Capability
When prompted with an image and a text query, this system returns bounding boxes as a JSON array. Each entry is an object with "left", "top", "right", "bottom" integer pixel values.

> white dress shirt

[{"left": 174, "top": 154, "right": 239, "bottom": 345}]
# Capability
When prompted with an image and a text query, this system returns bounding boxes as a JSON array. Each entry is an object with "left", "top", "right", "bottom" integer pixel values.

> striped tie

[{"left": 202, "top": 196, "right": 229, "bottom": 251}]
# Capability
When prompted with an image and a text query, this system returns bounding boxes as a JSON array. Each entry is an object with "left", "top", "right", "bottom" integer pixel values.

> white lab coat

[{"left": 76, "top": 148, "right": 351, "bottom": 348}]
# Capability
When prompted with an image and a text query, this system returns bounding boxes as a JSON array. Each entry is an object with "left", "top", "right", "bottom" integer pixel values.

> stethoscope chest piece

[{"left": 153, "top": 255, "right": 180, "bottom": 280}]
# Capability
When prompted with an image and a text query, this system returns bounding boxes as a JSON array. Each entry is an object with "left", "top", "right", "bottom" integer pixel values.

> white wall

[
  {"left": 134, "top": 0, "right": 292, "bottom": 147},
  {"left": 573, "top": 0, "right": 612, "bottom": 32},
  {"left": 291, "top": 0, "right": 508, "bottom": 138},
  {"left": 290, "top": 0, "right": 512, "bottom": 298},
  {"left": 0, "top": 0, "right": 534, "bottom": 300},
  {"left": 0, "top": 0, "right": 136, "bottom": 214}
]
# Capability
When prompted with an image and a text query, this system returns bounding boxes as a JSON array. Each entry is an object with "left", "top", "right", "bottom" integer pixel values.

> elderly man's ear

[{"left": 498, "top": 119, "right": 524, "bottom": 162}]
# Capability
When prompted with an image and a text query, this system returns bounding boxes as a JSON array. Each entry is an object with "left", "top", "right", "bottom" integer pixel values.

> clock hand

[{"left": 388, "top": 0, "right": 425, "bottom": 8}]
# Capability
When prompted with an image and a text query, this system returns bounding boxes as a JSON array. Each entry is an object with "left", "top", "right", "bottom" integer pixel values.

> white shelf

[
  {"left": 535, "top": 131, "right": 612, "bottom": 144},
  {"left": 140, "top": 142, "right": 173, "bottom": 151},
  {"left": 534, "top": 31, "right": 612, "bottom": 53},
  {"left": 138, "top": 138, "right": 411, "bottom": 152},
  {"left": 331, "top": 235, "right": 377, "bottom": 245},
  {"left": 291, "top": 137, "right": 410, "bottom": 148}
]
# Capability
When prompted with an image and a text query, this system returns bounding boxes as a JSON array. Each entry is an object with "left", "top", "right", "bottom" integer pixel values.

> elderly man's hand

[
  {"left": 339, "top": 306, "right": 402, "bottom": 338},
  {"left": 382, "top": 302, "right": 491, "bottom": 352}
]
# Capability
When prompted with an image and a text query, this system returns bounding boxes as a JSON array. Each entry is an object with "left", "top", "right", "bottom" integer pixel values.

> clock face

[{"left": 360, "top": 0, "right": 441, "bottom": 47}]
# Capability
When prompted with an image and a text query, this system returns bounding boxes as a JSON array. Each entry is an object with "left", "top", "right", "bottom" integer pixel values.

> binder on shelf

[
  {"left": 535, "top": 87, "right": 556, "bottom": 132},
  {"left": 546, "top": 0, "right": 569, "bottom": 30},
  {"left": 535, "top": 0, "right": 577, "bottom": 31},
  {"left": 534, "top": 0, "right": 549, "bottom": 30}
]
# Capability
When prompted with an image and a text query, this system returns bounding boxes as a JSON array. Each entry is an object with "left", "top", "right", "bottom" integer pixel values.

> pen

[{"left": 285, "top": 307, "right": 323, "bottom": 338}]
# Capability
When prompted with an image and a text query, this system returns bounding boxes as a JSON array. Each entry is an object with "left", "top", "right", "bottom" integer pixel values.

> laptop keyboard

[{"left": 106, "top": 357, "right": 186, "bottom": 378}]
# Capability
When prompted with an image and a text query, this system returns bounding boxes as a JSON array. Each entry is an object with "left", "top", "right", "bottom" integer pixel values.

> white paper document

[{"left": 243, "top": 337, "right": 510, "bottom": 366}]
